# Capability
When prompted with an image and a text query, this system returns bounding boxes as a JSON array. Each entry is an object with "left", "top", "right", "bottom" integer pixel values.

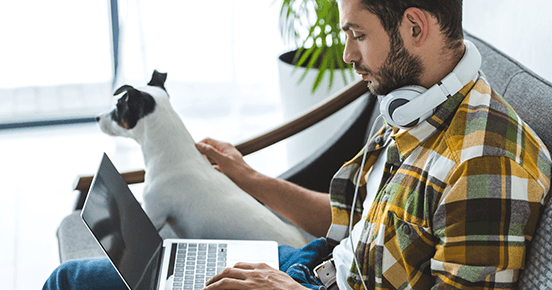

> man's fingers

[
  {"left": 233, "top": 262, "right": 266, "bottom": 270},
  {"left": 203, "top": 263, "right": 297, "bottom": 290},
  {"left": 198, "top": 137, "right": 227, "bottom": 150},
  {"left": 205, "top": 267, "right": 248, "bottom": 286},
  {"left": 205, "top": 263, "right": 270, "bottom": 287},
  {"left": 195, "top": 142, "right": 222, "bottom": 162},
  {"left": 204, "top": 277, "right": 247, "bottom": 290}
]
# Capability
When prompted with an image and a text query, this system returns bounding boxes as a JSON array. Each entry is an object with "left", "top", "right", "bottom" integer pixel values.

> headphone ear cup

[
  {"left": 388, "top": 98, "right": 419, "bottom": 128},
  {"left": 380, "top": 85, "right": 430, "bottom": 128}
]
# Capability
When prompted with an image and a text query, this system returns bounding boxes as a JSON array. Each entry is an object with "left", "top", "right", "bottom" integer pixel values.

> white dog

[{"left": 96, "top": 70, "right": 307, "bottom": 247}]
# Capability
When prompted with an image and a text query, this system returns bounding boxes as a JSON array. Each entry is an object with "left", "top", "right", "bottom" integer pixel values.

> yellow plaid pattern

[{"left": 327, "top": 73, "right": 552, "bottom": 289}]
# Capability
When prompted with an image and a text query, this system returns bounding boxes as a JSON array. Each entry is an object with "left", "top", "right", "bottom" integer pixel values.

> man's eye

[{"left": 352, "top": 31, "right": 365, "bottom": 41}]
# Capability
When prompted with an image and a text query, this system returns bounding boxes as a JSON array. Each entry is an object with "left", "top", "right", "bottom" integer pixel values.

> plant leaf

[
  {"left": 279, "top": 0, "right": 355, "bottom": 92},
  {"left": 295, "top": 46, "right": 315, "bottom": 67},
  {"left": 312, "top": 51, "right": 331, "bottom": 93}
]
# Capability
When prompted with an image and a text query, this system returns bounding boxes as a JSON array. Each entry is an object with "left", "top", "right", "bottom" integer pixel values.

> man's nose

[{"left": 343, "top": 39, "right": 359, "bottom": 64}]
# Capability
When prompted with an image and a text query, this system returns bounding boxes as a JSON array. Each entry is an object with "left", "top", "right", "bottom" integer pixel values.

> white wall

[{"left": 463, "top": 0, "right": 552, "bottom": 82}]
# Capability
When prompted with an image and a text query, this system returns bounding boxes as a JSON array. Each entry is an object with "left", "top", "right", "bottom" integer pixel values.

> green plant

[{"left": 279, "top": 0, "right": 354, "bottom": 93}]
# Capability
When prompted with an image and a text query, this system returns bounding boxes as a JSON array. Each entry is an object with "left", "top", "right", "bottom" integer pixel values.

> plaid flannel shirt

[{"left": 326, "top": 73, "right": 552, "bottom": 290}]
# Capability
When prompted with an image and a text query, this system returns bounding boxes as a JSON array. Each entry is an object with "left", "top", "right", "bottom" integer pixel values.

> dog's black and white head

[{"left": 97, "top": 70, "right": 169, "bottom": 137}]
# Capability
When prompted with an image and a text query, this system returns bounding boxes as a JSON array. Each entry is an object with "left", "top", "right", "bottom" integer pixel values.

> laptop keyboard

[{"left": 171, "top": 243, "right": 228, "bottom": 290}]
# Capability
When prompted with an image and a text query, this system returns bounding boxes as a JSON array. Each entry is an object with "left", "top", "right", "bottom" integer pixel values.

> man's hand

[
  {"left": 195, "top": 138, "right": 257, "bottom": 187},
  {"left": 203, "top": 262, "right": 308, "bottom": 290}
]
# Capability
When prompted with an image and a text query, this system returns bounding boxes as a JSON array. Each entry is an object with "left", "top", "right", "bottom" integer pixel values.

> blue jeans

[{"left": 43, "top": 238, "right": 332, "bottom": 290}]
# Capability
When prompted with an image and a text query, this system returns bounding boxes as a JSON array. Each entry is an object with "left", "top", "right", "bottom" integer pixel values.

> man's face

[{"left": 340, "top": 0, "right": 424, "bottom": 95}]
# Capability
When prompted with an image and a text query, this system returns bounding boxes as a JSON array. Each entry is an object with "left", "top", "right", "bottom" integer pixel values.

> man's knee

[
  {"left": 44, "top": 259, "right": 84, "bottom": 290},
  {"left": 43, "top": 257, "right": 123, "bottom": 290}
]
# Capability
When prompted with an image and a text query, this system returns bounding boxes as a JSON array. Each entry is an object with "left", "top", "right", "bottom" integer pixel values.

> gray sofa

[{"left": 57, "top": 32, "right": 552, "bottom": 289}]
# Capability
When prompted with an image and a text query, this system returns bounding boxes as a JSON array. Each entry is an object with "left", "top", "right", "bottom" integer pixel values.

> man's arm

[
  {"left": 196, "top": 138, "right": 333, "bottom": 238},
  {"left": 431, "top": 156, "right": 548, "bottom": 288}
]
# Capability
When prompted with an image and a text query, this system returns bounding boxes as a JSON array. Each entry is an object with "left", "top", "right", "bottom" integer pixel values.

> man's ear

[{"left": 402, "top": 7, "right": 429, "bottom": 47}]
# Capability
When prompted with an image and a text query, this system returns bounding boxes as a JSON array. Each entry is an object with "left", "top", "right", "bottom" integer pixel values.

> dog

[{"left": 96, "top": 70, "right": 307, "bottom": 247}]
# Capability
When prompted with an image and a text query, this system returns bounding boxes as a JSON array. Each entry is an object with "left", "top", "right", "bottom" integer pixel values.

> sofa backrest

[{"left": 465, "top": 32, "right": 552, "bottom": 289}]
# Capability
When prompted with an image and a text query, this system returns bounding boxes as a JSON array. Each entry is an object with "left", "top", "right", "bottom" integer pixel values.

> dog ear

[
  {"left": 148, "top": 70, "right": 167, "bottom": 90},
  {"left": 114, "top": 85, "right": 134, "bottom": 96},
  {"left": 126, "top": 89, "right": 143, "bottom": 112}
]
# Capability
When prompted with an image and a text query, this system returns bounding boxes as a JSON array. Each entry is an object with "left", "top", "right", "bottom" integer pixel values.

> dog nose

[{"left": 96, "top": 116, "right": 100, "bottom": 122}]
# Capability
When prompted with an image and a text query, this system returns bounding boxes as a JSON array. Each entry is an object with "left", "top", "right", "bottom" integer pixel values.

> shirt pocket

[{"left": 383, "top": 210, "right": 436, "bottom": 289}]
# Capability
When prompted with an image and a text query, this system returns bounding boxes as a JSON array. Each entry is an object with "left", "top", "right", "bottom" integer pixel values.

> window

[{"left": 0, "top": 0, "right": 113, "bottom": 127}]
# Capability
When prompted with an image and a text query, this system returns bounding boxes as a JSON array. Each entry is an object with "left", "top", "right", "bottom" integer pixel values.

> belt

[{"left": 314, "top": 258, "right": 338, "bottom": 290}]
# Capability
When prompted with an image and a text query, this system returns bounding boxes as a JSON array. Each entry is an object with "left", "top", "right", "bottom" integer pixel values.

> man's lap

[
  {"left": 43, "top": 238, "right": 332, "bottom": 290},
  {"left": 279, "top": 238, "right": 332, "bottom": 290}
]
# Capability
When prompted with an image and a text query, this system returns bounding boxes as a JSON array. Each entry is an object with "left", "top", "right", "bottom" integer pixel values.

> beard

[{"left": 354, "top": 30, "right": 424, "bottom": 96}]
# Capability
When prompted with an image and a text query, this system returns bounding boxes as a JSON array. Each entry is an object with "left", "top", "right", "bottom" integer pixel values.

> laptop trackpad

[{"left": 227, "top": 241, "right": 279, "bottom": 269}]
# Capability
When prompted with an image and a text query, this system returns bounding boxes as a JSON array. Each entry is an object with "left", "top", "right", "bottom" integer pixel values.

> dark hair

[{"left": 359, "top": 0, "right": 463, "bottom": 49}]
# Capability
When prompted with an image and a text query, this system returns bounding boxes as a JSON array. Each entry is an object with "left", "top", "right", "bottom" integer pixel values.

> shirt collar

[{"left": 390, "top": 72, "right": 481, "bottom": 160}]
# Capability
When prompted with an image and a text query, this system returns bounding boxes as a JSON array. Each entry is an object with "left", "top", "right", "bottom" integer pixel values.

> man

[
  {"left": 196, "top": 0, "right": 551, "bottom": 289},
  {"left": 44, "top": 0, "right": 551, "bottom": 289}
]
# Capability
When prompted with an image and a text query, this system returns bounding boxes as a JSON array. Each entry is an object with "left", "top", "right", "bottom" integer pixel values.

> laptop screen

[{"left": 82, "top": 153, "right": 163, "bottom": 290}]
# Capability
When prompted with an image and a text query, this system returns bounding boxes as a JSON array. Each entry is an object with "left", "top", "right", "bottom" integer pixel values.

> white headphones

[{"left": 379, "top": 39, "right": 482, "bottom": 129}]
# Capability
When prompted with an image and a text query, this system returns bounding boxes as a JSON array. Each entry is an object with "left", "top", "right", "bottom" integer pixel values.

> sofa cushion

[
  {"left": 57, "top": 211, "right": 104, "bottom": 262},
  {"left": 517, "top": 198, "right": 552, "bottom": 289}
]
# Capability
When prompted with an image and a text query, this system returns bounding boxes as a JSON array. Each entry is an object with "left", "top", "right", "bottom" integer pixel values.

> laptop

[{"left": 81, "top": 153, "right": 279, "bottom": 290}]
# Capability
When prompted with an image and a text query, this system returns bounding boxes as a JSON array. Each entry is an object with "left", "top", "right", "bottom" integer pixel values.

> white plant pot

[{"left": 277, "top": 51, "right": 361, "bottom": 168}]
